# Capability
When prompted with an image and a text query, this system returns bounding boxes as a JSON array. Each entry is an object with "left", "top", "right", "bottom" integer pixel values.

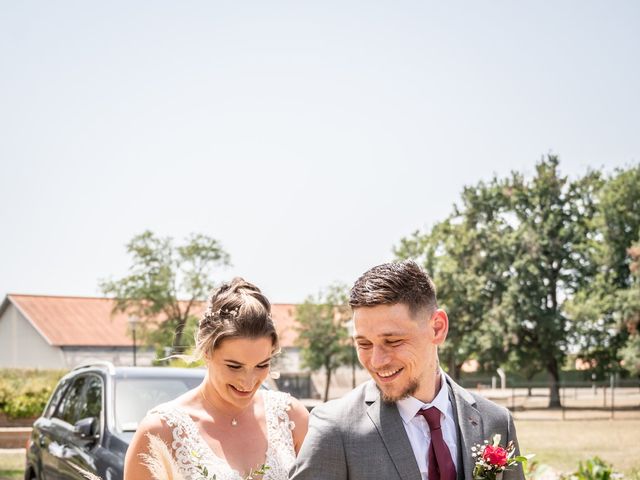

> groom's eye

[
  {"left": 386, "top": 339, "right": 402, "bottom": 346},
  {"left": 356, "top": 342, "right": 372, "bottom": 349}
]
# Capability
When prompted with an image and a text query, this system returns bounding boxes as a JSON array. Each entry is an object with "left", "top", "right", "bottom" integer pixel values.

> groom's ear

[{"left": 430, "top": 309, "right": 449, "bottom": 345}]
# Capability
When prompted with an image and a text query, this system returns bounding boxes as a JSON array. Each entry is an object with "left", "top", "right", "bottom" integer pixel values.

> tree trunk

[
  {"left": 448, "top": 354, "right": 458, "bottom": 381},
  {"left": 173, "top": 316, "right": 187, "bottom": 354},
  {"left": 547, "top": 358, "right": 562, "bottom": 408},
  {"left": 324, "top": 367, "right": 332, "bottom": 402}
]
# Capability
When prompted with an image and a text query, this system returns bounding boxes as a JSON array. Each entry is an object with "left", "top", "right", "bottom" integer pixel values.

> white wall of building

[
  {"left": 0, "top": 304, "right": 66, "bottom": 368},
  {"left": 62, "top": 347, "right": 156, "bottom": 368}
]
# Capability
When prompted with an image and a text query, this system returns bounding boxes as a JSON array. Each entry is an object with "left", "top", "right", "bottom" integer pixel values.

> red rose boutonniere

[{"left": 472, "top": 434, "right": 533, "bottom": 480}]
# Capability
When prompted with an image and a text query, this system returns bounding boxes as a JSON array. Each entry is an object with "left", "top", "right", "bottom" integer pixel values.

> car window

[
  {"left": 53, "top": 376, "right": 87, "bottom": 425},
  {"left": 52, "top": 374, "right": 103, "bottom": 426},
  {"left": 114, "top": 377, "right": 202, "bottom": 432},
  {"left": 44, "top": 378, "right": 70, "bottom": 418},
  {"left": 83, "top": 375, "right": 103, "bottom": 420}
]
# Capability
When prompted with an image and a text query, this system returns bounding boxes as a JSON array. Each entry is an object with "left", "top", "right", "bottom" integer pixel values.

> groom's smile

[{"left": 352, "top": 303, "right": 446, "bottom": 404}]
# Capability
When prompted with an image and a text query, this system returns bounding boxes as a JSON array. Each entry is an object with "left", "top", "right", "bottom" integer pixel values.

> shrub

[
  {"left": 0, "top": 369, "right": 66, "bottom": 419},
  {"left": 561, "top": 457, "right": 621, "bottom": 480}
]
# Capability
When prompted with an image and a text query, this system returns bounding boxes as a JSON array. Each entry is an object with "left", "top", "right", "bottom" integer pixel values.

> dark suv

[{"left": 25, "top": 362, "right": 205, "bottom": 480}]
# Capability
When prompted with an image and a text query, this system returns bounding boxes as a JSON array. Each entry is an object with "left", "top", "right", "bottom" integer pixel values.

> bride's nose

[{"left": 238, "top": 371, "right": 257, "bottom": 389}]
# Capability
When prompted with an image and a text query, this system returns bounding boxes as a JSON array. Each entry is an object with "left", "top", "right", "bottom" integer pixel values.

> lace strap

[{"left": 147, "top": 403, "right": 208, "bottom": 475}]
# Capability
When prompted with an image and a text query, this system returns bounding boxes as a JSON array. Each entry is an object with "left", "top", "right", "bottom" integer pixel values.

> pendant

[{"left": 231, "top": 418, "right": 238, "bottom": 427}]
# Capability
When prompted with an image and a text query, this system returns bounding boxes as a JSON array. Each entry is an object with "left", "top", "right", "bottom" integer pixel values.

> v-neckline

[{"left": 179, "top": 391, "right": 272, "bottom": 479}]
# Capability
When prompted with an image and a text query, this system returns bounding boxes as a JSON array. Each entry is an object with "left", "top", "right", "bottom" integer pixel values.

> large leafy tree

[
  {"left": 100, "top": 231, "right": 230, "bottom": 354},
  {"left": 567, "top": 165, "right": 640, "bottom": 377},
  {"left": 395, "top": 178, "right": 515, "bottom": 379},
  {"left": 295, "top": 284, "right": 352, "bottom": 402},
  {"left": 397, "top": 155, "right": 604, "bottom": 407},
  {"left": 501, "top": 157, "right": 601, "bottom": 406},
  {"left": 618, "top": 242, "right": 640, "bottom": 376}
]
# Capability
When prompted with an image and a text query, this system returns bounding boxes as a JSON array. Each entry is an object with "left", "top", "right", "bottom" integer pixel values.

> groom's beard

[{"left": 378, "top": 378, "right": 419, "bottom": 404}]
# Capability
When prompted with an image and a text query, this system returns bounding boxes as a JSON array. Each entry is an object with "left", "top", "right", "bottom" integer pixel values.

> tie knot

[{"left": 417, "top": 407, "right": 441, "bottom": 431}]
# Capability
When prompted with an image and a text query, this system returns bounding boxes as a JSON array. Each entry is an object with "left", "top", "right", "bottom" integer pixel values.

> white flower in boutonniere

[{"left": 471, "top": 434, "right": 534, "bottom": 480}]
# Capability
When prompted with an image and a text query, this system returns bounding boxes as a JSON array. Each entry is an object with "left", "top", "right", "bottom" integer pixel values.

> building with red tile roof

[{"left": 0, "top": 294, "right": 300, "bottom": 370}]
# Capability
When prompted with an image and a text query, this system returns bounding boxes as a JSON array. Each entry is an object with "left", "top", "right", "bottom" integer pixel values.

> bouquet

[{"left": 471, "top": 434, "right": 532, "bottom": 480}]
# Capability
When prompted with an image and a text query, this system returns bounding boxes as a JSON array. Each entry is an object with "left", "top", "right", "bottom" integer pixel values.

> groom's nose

[{"left": 369, "top": 345, "right": 390, "bottom": 369}]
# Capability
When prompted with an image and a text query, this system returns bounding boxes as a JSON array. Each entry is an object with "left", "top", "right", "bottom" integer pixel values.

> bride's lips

[{"left": 229, "top": 384, "right": 253, "bottom": 398}]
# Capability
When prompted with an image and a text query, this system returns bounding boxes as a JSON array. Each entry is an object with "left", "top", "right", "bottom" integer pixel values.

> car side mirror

[{"left": 74, "top": 417, "right": 99, "bottom": 440}]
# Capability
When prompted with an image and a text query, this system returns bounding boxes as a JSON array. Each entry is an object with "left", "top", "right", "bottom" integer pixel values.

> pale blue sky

[{"left": 1, "top": 1, "right": 638, "bottom": 302}]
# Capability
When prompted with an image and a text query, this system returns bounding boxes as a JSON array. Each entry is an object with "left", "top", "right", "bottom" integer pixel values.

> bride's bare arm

[
  {"left": 124, "top": 413, "right": 174, "bottom": 480},
  {"left": 288, "top": 397, "right": 310, "bottom": 454}
]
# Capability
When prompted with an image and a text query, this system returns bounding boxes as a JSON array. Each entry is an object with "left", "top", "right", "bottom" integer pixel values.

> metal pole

[
  {"left": 610, "top": 374, "right": 615, "bottom": 419},
  {"left": 511, "top": 388, "right": 515, "bottom": 411},
  {"left": 133, "top": 327, "right": 137, "bottom": 367}
]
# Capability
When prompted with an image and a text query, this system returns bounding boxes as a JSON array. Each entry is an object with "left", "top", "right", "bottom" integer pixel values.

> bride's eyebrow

[{"left": 224, "top": 357, "right": 272, "bottom": 366}]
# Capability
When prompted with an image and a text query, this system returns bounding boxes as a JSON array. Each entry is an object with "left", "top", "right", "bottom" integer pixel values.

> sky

[{"left": 1, "top": 1, "right": 639, "bottom": 303}]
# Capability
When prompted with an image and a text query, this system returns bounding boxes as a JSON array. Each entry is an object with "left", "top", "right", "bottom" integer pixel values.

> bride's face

[{"left": 207, "top": 335, "right": 273, "bottom": 407}]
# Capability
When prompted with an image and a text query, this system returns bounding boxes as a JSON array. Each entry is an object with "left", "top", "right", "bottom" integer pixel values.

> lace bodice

[{"left": 148, "top": 390, "right": 296, "bottom": 480}]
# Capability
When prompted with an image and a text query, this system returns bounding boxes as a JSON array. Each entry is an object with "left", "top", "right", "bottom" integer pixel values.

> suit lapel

[
  {"left": 445, "top": 375, "right": 484, "bottom": 480},
  {"left": 365, "top": 382, "right": 421, "bottom": 480}
]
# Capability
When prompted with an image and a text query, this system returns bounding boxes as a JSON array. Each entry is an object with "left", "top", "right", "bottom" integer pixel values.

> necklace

[{"left": 200, "top": 387, "right": 240, "bottom": 427}]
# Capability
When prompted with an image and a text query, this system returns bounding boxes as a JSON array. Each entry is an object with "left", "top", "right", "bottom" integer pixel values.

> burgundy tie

[{"left": 416, "top": 408, "right": 456, "bottom": 480}]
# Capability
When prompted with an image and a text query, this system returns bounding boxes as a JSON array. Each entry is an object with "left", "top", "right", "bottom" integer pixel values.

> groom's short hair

[{"left": 349, "top": 260, "right": 437, "bottom": 316}]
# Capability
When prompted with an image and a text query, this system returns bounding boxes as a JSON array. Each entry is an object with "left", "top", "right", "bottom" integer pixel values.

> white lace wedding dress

[{"left": 149, "top": 390, "right": 297, "bottom": 480}]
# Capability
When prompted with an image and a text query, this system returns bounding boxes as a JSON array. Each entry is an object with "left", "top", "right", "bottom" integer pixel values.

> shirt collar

[{"left": 396, "top": 370, "right": 451, "bottom": 425}]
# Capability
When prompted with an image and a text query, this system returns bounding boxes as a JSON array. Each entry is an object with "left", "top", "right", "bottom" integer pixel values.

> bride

[{"left": 124, "top": 278, "right": 309, "bottom": 480}]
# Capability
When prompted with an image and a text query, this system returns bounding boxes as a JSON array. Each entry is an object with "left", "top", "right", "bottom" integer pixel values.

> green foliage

[
  {"left": 568, "top": 166, "right": 640, "bottom": 377},
  {"left": 560, "top": 457, "right": 618, "bottom": 480},
  {"left": 100, "top": 230, "right": 230, "bottom": 355},
  {"left": 396, "top": 156, "right": 640, "bottom": 406},
  {"left": 0, "top": 369, "right": 66, "bottom": 419},
  {"left": 295, "top": 284, "right": 352, "bottom": 402},
  {"left": 620, "top": 329, "right": 640, "bottom": 376}
]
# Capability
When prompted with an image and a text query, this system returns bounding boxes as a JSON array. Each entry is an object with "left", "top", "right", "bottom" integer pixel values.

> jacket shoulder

[{"left": 309, "top": 381, "right": 371, "bottom": 423}]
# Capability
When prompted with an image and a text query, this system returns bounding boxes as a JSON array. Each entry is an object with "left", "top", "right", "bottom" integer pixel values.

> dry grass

[
  {"left": 515, "top": 418, "right": 640, "bottom": 475},
  {"left": 0, "top": 450, "right": 24, "bottom": 480}
]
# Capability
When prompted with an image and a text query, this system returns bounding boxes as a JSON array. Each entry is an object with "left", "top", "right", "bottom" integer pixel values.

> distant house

[{"left": 0, "top": 294, "right": 300, "bottom": 371}]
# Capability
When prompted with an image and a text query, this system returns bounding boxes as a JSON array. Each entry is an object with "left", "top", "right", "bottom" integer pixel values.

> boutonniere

[{"left": 471, "top": 434, "right": 533, "bottom": 480}]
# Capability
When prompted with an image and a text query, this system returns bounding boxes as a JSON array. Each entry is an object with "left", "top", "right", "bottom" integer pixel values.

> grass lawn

[
  {"left": 0, "top": 450, "right": 24, "bottom": 480},
  {"left": 515, "top": 418, "right": 640, "bottom": 475}
]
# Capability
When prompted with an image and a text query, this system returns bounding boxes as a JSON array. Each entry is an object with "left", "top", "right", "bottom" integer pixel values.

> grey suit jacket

[{"left": 290, "top": 375, "right": 524, "bottom": 480}]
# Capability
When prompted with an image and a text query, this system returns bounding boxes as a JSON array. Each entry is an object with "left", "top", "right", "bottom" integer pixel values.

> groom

[{"left": 290, "top": 260, "right": 524, "bottom": 480}]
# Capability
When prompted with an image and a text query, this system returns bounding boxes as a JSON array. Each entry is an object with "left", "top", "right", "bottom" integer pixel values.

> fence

[{"left": 466, "top": 379, "right": 640, "bottom": 420}]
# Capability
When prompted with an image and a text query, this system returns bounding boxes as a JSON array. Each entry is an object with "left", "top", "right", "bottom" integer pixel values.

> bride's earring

[{"left": 270, "top": 370, "right": 281, "bottom": 380}]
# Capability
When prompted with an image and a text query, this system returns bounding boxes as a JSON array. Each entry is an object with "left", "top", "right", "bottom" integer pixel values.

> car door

[
  {"left": 32, "top": 377, "right": 71, "bottom": 480},
  {"left": 43, "top": 375, "right": 87, "bottom": 480},
  {"left": 57, "top": 374, "right": 103, "bottom": 479}
]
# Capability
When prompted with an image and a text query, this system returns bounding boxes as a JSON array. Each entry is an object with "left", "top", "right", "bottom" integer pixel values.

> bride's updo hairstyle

[{"left": 194, "top": 277, "right": 279, "bottom": 361}]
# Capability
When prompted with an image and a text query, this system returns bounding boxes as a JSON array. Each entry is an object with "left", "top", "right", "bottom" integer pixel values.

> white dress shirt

[{"left": 396, "top": 374, "right": 459, "bottom": 480}]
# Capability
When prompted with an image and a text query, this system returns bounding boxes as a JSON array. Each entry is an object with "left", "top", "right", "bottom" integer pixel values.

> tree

[
  {"left": 617, "top": 242, "right": 640, "bottom": 376},
  {"left": 395, "top": 178, "right": 516, "bottom": 379},
  {"left": 497, "top": 157, "right": 602, "bottom": 407},
  {"left": 100, "top": 231, "right": 230, "bottom": 354},
  {"left": 397, "top": 155, "right": 605, "bottom": 407},
  {"left": 567, "top": 165, "right": 640, "bottom": 378},
  {"left": 295, "top": 284, "right": 352, "bottom": 402}
]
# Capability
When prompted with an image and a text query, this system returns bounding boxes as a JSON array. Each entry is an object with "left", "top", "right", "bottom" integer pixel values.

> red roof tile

[{"left": 5, "top": 295, "right": 300, "bottom": 348}]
